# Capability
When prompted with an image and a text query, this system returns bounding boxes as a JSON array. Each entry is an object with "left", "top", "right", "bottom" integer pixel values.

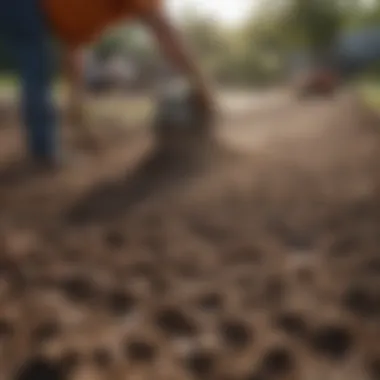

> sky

[{"left": 166, "top": 0, "right": 259, "bottom": 25}]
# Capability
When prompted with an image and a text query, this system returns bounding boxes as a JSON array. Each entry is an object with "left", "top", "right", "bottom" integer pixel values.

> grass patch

[
  {"left": 357, "top": 79, "right": 380, "bottom": 111},
  {"left": 87, "top": 94, "right": 154, "bottom": 126},
  {"left": 0, "top": 74, "right": 16, "bottom": 86},
  {"left": 0, "top": 74, "right": 17, "bottom": 97},
  {"left": 0, "top": 74, "right": 64, "bottom": 97}
]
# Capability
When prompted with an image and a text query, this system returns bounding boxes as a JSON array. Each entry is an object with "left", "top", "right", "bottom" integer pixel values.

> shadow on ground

[{"left": 65, "top": 140, "right": 229, "bottom": 225}]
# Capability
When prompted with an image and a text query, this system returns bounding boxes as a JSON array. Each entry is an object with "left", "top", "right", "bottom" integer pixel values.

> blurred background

[{"left": 1, "top": 0, "right": 380, "bottom": 110}]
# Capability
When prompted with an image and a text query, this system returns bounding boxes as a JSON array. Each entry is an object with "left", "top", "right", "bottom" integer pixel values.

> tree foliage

[{"left": 1, "top": 0, "right": 380, "bottom": 85}]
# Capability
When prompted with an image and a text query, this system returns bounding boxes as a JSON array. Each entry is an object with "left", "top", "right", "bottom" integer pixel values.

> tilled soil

[{"left": 0, "top": 92, "right": 380, "bottom": 380}]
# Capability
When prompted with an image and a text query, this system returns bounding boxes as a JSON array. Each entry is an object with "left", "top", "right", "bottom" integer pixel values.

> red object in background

[
  {"left": 296, "top": 67, "right": 339, "bottom": 96},
  {"left": 313, "top": 69, "right": 337, "bottom": 90}
]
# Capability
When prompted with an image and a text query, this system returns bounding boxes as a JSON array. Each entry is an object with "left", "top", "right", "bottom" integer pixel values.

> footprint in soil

[
  {"left": 274, "top": 312, "right": 308, "bottom": 339},
  {"left": 59, "top": 275, "right": 98, "bottom": 304},
  {"left": 308, "top": 324, "right": 353, "bottom": 360},
  {"left": 244, "top": 346, "right": 296, "bottom": 380},
  {"left": 258, "top": 345, "right": 296, "bottom": 377},
  {"left": 183, "top": 349, "right": 218, "bottom": 378},
  {"left": 218, "top": 318, "right": 254, "bottom": 351},
  {"left": 104, "top": 289, "right": 137, "bottom": 317},
  {"left": 196, "top": 292, "right": 224, "bottom": 313},
  {"left": 342, "top": 284, "right": 380, "bottom": 318},
  {"left": 123, "top": 339, "right": 158, "bottom": 363},
  {"left": 14, "top": 356, "right": 69, "bottom": 380},
  {"left": 153, "top": 306, "right": 198, "bottom": 338}
]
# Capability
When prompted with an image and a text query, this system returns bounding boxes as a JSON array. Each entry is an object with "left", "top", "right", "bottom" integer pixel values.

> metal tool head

[{"left": 153, "top": 80, "right": 214, "bottom": 152}]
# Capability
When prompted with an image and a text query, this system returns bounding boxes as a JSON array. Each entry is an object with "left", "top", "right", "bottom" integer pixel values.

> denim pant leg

[
  {"left": 0, "top": 0, "right": 59, "bottom": 160},
  {"left": 12, "top": 38, "right": 59, "bottom": 160}
]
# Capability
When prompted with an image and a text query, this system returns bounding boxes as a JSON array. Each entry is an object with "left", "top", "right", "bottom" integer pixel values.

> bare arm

[
  {"left": 62, "top": 47, "right": 86, "bottom": 124},
  {"left": 140, "top": 9, "right": 215, "bottom": 110}
]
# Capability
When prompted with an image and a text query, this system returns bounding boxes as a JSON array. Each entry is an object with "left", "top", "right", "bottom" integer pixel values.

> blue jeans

[{"left": 0, "top": 0, "right": 58, "bottom": 161}]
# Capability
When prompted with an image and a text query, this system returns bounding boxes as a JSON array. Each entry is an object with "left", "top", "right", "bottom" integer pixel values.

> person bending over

[{"left": 0, "top": 0, "right": 214, "bottom": 169}]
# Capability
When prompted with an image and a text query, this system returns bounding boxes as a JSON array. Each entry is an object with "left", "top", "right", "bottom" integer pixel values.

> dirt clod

[
  {"left": 184, "top": 349, "right": 217, "bottom": 377},
  {"left": 15, "top": 357, "right": 65, "bottom": 380},
  {"left": 124, "top": 340, "right": 157, "bottom": 362},
  {"left": 342, "top": 285, "right": 380, "bottom": 317},
  {"left": 154, "top": 307, "right": 198, "bottom": 338},
  {"left": 260, "top": 346, "right": 295, "bottom": 376},
  {"left": 105, "top": 290, "right": 137, "bottom": 316},
  {"left": 60, "top": 276, "right": 97, "bottom": 303},
  {"left": 197, "top": 292, "right": 224, "bottom": 312},
  {"left": 309, "top": 324, "right": 353, "bottom": 360},
  {"left": 274, "top": 312, "right": 308, "bottom": 339},
  {"left": 219, "top": 319, "right": 253, "bottom": 350}
]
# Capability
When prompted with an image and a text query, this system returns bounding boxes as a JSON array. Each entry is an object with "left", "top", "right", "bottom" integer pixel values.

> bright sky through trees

[{"left": 166, "top": 0, "right": 259, "bottom": 25}]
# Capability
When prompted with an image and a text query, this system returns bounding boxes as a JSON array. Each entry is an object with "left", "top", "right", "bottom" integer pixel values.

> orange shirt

[{"left": 42, "top": 0, "right": 161, "bottom": 47}]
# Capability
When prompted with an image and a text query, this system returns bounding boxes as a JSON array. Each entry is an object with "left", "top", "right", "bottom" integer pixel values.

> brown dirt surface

[{"left": 1, "top": 91, "right": 380, "bottom": 380}]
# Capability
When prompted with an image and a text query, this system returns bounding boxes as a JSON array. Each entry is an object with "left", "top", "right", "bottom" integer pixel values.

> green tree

[
  {"left": 284, "top": 0, "right": 344, "bottom": 55},
  {"left": 180, "top": 11, "right": 230, "bottom": 75}
]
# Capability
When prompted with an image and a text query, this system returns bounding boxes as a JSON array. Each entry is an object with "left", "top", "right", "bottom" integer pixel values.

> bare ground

[{"left": 0, "top": 91, "right": 380, "bottom": 380}]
